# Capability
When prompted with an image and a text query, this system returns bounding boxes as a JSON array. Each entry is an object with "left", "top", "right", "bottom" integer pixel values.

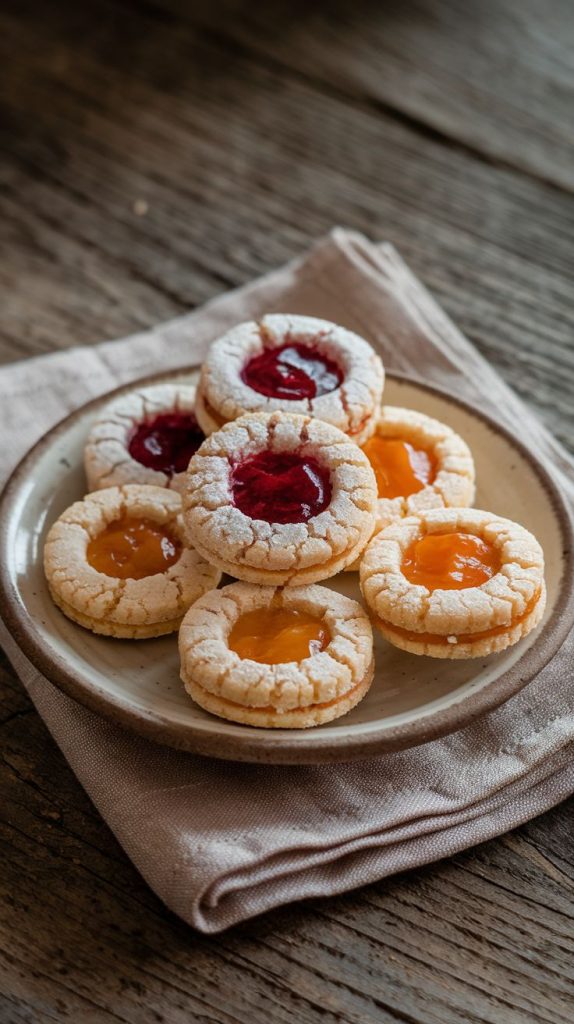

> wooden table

[{"left": 1, "top": 1, "right": 573, "bottom": 1020}]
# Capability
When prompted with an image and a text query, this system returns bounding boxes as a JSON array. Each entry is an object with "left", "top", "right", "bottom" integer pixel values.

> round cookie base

[
  {"left": 344, "top": 551, "right": 367, "bottom": 573},
  {"left": 50, "top": 588, "right": 184, "bottom": 639},
  {"left": 376, "top": 584, "right": 547, "bottom": 660},
  {"left": 183, "top": 659, "right": 374, "bottom": 728},
  {"left": 84, "top": 384, "right": 202, "bottom": 494},
  {"left": 194, "top": 386, "right": 377, "bottom": 447},
  {"left": 193, "top": 387, "right": 226, "bottom": 437},
  {"left": 189, "top": 533, "right": 375, "bottom": 586}
]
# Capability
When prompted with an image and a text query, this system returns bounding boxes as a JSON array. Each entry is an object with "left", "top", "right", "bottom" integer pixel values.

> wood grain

[
  {"left": 1, "top": 0, "right": 573, "bottom": 445},
  {"left": 1, "top": 0, "right": 573, "bottom": 1020},
  {"left": 181, "top": 0, "right": 574, "bottom": 191}
]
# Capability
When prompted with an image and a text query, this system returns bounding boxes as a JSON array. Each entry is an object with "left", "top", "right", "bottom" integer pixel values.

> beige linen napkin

[{"left": 1, "top": 229, "right": 573, "bottom": 934}]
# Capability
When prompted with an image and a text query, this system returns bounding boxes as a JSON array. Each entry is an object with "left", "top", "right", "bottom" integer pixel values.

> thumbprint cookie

[
  {"left": 360, "top": 507, "right": 546, "bottom": 658},
  {"left": 84, "top": 384, "right": 205, "bottom": 493},
  {"left": 179, "top": 582, "right": 374, "bottom": 727},
  {"left": 195, "top": 314, "right": 384, "bottom": 444},
  {"left": 44, "top": 484, "right": 221, "bottom": 638},
  {"left": 345, "top": 405, "right": 476, "bottom": 571},
  {"left": 360, "top": 406, "right": 475, "bottom": 533},
  {"left": 182, "top": 411, "right": 378, "bottom": 585}
]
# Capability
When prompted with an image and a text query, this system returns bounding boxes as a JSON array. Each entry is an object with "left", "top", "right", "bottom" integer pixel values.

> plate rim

[{"left": 1, "top": 368, "right": 573, "bottom": 764}]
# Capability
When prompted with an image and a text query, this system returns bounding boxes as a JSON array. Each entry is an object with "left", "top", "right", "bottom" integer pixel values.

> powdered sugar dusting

[
  {"left": 360, "top": 508, "right": 545, "bottom": 645},
  {"left": 84, "top": 384, "right": 200, "bottom": 493},
  {"left": 196, "top": 315, "right": 384, "bottom": 443},
  {"left": 182, "top": 412, "right": 378, "bottom": 585},
  {"left": 179, "top": 581, "right": 373, "bottom": 715},
  {"left": 44, "top": 483, "right": 221, "bottom": 637}
]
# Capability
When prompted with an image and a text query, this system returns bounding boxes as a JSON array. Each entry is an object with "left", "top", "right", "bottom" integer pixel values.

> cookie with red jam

[
  {"left": 44, "top": 484, "right": 221, "bottom": 638},
  {"left": 84, "top": 384, "right": 205, "bottom": 493},
  {"left": 195, "top": 314, "right": 384, "bottom": 444},
  {"left": 179, "top": 582, "right": 374, "bottom": 727},
  {"left": 360, "top": 508, "right": 546, "bottom": 658},
  {"left": 182, "top": 411, "right": 378, "bottom": 585}
]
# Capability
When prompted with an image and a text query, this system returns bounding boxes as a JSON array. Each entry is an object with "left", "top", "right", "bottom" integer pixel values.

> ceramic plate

[{"left": 1, "top": 371, "right": 572, "bottom": 764}]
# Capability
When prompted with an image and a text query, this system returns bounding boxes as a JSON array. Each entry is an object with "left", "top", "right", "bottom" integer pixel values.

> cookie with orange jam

[
  {"left": 44, "top": 484, "right": 221, "bottom": 638},
  {"left": 84, "top": 384, "right": 205, "bottom": 493},
  {"left": 195, "top": 315, "right": 384, "bottom": 444},
  {"left": 361, "top": 406, "right": 475, "bottom": 533},
  {"left": 360, "top": 508, "right": 546, "bottom": 658},
  {"left": 179, "top": 582, "right": 374, "bottom": 727},
  {"left": 182, "top": 411, "right": 378, "bottom": 585}
]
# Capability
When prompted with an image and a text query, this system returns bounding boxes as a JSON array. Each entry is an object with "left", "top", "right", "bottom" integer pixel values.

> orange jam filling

[
  {"left": 378, "top": 589, "right": 541, "bottom": 646},
  {"left": 228, "top": 607, "right": 330, "bottom": 665},
  {"left": 402, "top": 532, "right": 500, "bottom": 591},
  {"left": 87, "top": 516, "right": 181, "bottom": 580},
  {"left": 361, "top": 436, "right": 436, "bottom": 499}
]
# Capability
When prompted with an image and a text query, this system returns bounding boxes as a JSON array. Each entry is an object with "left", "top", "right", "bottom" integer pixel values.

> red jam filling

[
  {"left": 232, "top": 451, "right": 331, "bottom": 524},
  {"left": 241, "top": 343, "right": 343, "bottom": 400},
  {"left": 128, "top": 413, "right": 204, "bottom": 476}
]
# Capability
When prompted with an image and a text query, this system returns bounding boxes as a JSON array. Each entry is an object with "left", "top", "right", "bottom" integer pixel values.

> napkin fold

[{"left": 1, "top": 229, "right": 573, "bottom": 933}]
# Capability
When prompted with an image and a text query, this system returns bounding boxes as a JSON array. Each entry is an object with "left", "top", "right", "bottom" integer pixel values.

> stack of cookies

[{"left": 44, "top": 314, "right": 546, "bottom": 729}]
